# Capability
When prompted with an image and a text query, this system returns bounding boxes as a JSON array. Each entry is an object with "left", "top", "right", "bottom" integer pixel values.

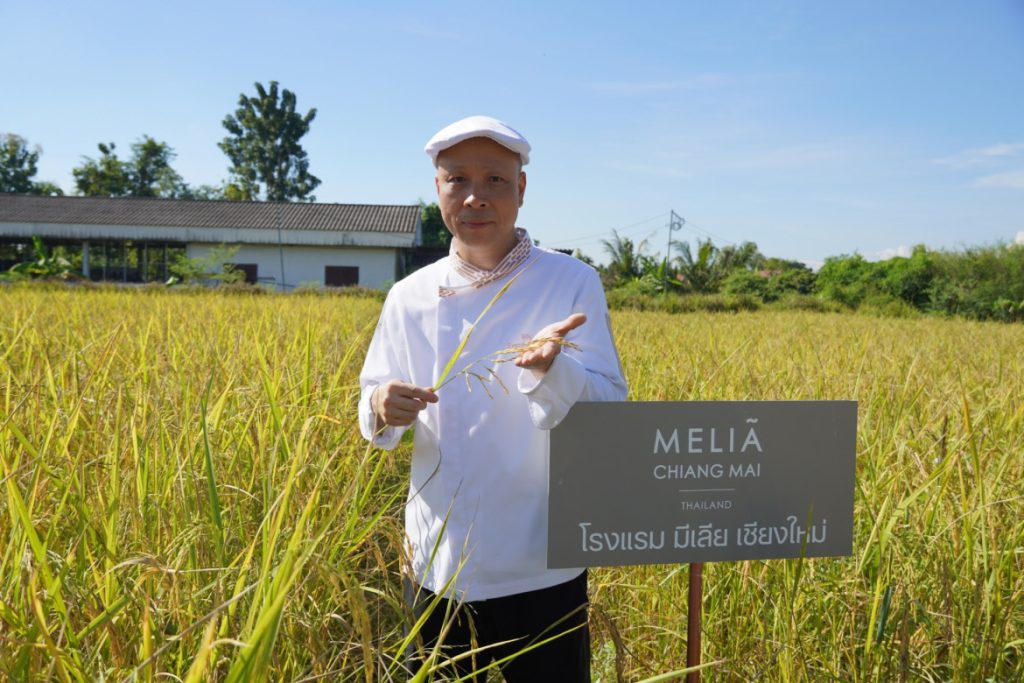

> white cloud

[
  {"left": 868, "top": 245, "right": 912, "bottom": 261},
  {"left": 974, "top": 170, "right": 1024, "bottom": 189},
  {"left": 983, "top": 143, "right": 1024, "bottom": 157},
  {"left": 932, "top": 142, "right": 1024, "bottom": 169},
  {"left": 1015, "top": 231, "right": 1024, "bottom": 246}
]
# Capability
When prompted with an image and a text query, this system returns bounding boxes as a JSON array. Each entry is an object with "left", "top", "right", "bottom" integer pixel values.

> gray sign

[{"left": 548, "top": 401, "right": 856, "bottom": 568}]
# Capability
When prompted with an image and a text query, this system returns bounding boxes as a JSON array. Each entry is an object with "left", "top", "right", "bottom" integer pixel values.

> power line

[
  {"left": 678, "top": 218, "right": 736, "bottom": 247},
  {"left": 546, "top": 210, "right": 743, "bottom": 263}
]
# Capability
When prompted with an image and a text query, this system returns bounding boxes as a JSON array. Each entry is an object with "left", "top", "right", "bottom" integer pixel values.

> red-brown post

[{"left": 686, "top": 562, "right": 703, "bottom": 683}]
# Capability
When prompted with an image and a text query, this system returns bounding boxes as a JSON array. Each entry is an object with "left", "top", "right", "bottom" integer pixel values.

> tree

[
  {"left": 128, "top": 136, "right": 187, "bottom": 197},
  {"left": 168, "top": 244, "right": 244, "bottom": 285},
  {"left": 923, "top": 243, "right": 1023, "bottom": 320},
  {"left": 1, "top": 134, "right": 39, "bottom": 193},
  {"left": 419, "top": 201, "right": 450, "bottom": 247},
  {"left": 723, "top": 258, "right": 816, "bottom": 302},
  {"left": 179, "top": 183, "right": 227, "bottom": 200},
  {"left": 600, "top": 230, "right": 650, "bottom": 286},
  {"left": 673, "top": 238, "right": 721, "bottom": 293},
  {"left": 73, "top": 142, "right": 131, "bottom": 196},
  {"left": 73, "top": 137, "right": 188, "bottom": 197},
  {"left": 1, "top": 134, "right": 64, "bottom": 195},
  {"left": 30, "top": 181, "right": 64, "bottom": 197},
  {"left": 672, "top": 238, "right": 765, "bottom": 293},
  {"left": 716, "top": 241, "right": 764, "bottom": 273},
  {"left": 219, "top": 81, "right": 320, "bottom": 201},
  {"left": 876, "top": 245, "right": 933, "bottom": 308},
  {"left": 814, "top": 254, "right": 875, "bottom": 308},
  {"left": 572, "top": 249, "right": 596, "bottom": 267}
]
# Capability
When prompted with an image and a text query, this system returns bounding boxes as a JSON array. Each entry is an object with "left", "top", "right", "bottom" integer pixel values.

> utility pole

[{"left": 665, "top": 210, "right": 685, "bottom": 292}]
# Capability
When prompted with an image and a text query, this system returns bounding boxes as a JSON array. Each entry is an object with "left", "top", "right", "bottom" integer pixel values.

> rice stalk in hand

[
  {"left": 439, "top": 336, "right": 582, "bottom": 395},
  {"left": 432, "top": 257, "right": 539, "bottom": 390}
]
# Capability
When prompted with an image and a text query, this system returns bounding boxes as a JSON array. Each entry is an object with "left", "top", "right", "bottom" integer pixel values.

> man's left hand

[{"left": 515, "top": 313, "right": 587, "bottom": 374}]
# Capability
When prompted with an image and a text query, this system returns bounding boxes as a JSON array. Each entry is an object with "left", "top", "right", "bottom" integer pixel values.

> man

[{"left": 359, "top": 116, "right": 627, "bottom": 681}]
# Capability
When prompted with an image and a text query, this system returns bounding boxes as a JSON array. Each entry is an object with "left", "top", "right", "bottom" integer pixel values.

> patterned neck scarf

[{"left": 439, "top": 227, "right": 533, "bottom": 297}]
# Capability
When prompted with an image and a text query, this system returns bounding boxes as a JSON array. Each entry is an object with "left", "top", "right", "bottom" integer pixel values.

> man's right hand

[{"left": 372, "top": 380, "right": 438, "bottom": 430}]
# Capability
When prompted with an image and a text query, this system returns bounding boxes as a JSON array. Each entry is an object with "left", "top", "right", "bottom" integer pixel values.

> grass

[{"left": 1, "top": 287, "right": 1022, "bottom": 681}]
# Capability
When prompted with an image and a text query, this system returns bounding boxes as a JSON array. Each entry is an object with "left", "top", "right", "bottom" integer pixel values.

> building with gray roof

[{"left": 0, "top": 194, "right": 422, "bottom": 289}]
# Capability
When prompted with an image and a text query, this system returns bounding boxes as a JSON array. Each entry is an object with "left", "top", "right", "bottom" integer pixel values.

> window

[
  {"left": 229, "top": 263, "right": 258, "bottom": 284},
  {"left": 325, "top": 266, "right": 359, "bottom": 287}
]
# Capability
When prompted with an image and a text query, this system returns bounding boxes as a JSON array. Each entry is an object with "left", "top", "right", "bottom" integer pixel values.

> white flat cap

[{"left": 424, "top": 115, "right": 531, "bottom": 166}]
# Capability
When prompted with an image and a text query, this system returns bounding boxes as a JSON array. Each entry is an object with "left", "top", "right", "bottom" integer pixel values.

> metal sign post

[{"left": 687, "top": 562, "right": 703, "bottom": 682}]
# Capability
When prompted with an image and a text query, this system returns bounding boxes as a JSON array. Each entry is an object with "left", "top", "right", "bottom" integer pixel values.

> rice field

[{"left": 1, "top": 285, "right": 1022, "bottom": 682}]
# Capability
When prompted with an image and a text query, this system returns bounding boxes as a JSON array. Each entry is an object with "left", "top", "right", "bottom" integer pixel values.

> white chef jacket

[{"left": 358, "top": 245, "right": 627, "bottom": 601}]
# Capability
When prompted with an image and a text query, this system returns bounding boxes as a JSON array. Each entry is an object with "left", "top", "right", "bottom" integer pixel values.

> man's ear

[{"left": 518, "top": 171, "right": 527, "bottom": 207}]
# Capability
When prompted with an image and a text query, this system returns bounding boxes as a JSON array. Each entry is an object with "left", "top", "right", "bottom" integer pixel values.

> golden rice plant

[{"left": 1, "top": 285, "right": 1021, "bottom": 682}]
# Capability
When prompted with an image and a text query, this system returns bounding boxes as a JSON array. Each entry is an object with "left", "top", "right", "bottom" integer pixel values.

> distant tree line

[
  {"left": 596, "top": 232, "right": 1024, "bottom": 323},
  {"left": 1, "top": 81, "right": 319, "bottom": 202},
  {"left": 6, "top": 84, "right": 1021, "bottom": 320},
  {"left": 811, "top": 245, "right": 1024, "bottom": 322}
]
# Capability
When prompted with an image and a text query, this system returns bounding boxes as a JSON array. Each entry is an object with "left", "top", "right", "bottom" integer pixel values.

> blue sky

[{"left": 4, "top": 0, "right": 1023, "bottom": 266}]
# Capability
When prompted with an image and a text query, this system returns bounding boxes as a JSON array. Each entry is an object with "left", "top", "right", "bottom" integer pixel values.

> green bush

[
  {"left": 859, "top": 293, "right": 921, "bottom": 319},
  {"left": 722, "top": 270, "right": 768, "bottom": 299},
  {"left": 814, "top": 254, "right": 876, "bottom": 308},
  {"left": 927, "top": 244, "right": 1024, "bottom": 321},
  {"left": 613, "top": 274, "right": 664, "bottom": 298},
  {"left": 723, "top": 266, "right": 816, "bottom": 303},
  {"left": 876, "top": 246, "right": 934, "bottom": 307},
  {"left": 766, "top": 293, "right": 843, "bottom": 313}
]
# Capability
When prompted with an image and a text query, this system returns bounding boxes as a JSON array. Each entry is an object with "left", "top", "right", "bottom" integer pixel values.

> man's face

[{"left": 435, "top": 137, "right": 526, "bottom": 263}]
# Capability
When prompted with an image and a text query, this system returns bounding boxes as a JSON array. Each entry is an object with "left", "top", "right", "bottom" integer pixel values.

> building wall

[
  {"left": 0, "top": 221, "right": 415, "bottom": 248},
  {"left": 186, "top": 243, "right": 398, "bottom": 289}
]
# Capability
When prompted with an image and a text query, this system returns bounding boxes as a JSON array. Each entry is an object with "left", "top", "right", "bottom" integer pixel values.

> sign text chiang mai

[{"left": 547, "top": 401, "right": 857, "bottom": 568}]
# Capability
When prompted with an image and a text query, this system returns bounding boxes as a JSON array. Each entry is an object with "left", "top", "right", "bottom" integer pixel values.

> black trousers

[{"left": 404, "top": 570, "right": 590, "bottom": 682}]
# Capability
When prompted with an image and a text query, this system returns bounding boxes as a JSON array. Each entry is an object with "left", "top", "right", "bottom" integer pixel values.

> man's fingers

[
  {"left": 384, "top": 390, "right": 435, "bottom": 414},
  {"left": 374, "top": 381, "right": 438, "bottom": 427},
  {"left": 515, "top": 339, "right": 561, "bottom": 370},
  {"left": 549, "top": 313, "right": 587, "bottom": 337},
  {"left": 384, "top": 381, "right": 436, "bottom": 403},
  {"left": 388, "top": 406, "right": 422, "bottom": 425},
  {"left": 387, "top": 395, "right": 427, "bottom": 412},
  {"left": 380, "top": 402, "right": 424, "bottom": 426},
  {"left": 516, "top": 314, "right": 587, "bottom": 372},
  {"left": 407, "top": 386, "right": 439, "bottom": 403},
  {"left": 395, "top": 385, "right": 436, "bottom": 405}
]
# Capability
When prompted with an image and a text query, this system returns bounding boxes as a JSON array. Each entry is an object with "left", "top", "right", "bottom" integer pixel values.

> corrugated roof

[{"left": 0, "top": 194, "right": 420, "bottom": 234}]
